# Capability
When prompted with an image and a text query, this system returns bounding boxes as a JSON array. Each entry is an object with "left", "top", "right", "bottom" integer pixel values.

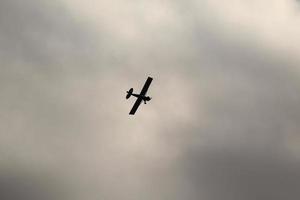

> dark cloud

[
  {"left": 0, "top": 0, "right": 97, "bottom": 66},
  {"left": 179, "top": 149, "right": 300, "bottom": 200},
  {"left": 0, "top": 167, "right": 68, "bottom": 200}
]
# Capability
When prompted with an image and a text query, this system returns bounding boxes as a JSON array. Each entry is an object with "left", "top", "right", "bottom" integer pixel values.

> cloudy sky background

[{"left": 1, "top": 0, "right": 300, "bottom": 199}]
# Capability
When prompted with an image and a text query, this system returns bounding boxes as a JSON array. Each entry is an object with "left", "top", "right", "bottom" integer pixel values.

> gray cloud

[{"left": 1, "top": 0, "right": 300, "bottom": 200}]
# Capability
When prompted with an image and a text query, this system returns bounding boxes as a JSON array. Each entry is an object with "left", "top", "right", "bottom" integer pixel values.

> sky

[{"left": 1, "top": 0, "right": 300, "bottom": 199}]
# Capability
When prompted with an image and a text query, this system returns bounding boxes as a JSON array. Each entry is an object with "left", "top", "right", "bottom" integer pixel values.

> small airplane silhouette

[{"left": 126, "top": 77, "right": 153, "bottom": 115}]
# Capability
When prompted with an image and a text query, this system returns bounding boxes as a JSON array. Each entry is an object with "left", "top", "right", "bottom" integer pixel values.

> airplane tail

[{"left": 126, "top": 88, "right": 133, "bottom": 99}]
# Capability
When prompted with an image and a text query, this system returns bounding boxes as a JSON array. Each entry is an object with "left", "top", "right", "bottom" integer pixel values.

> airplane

[{"left": 126, "top": 77, "right": 153, "bottom": 115}]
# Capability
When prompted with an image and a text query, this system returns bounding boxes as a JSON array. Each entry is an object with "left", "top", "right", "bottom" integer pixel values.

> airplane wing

[
  {"left": 129, "top": 77, "right": 153, "bottom": 115},
  {"left": 139, "top": 77, "right": 153, "bottom": 96},
  {"left": 129, "top": 97, "right": 143, "bottom": 115}
]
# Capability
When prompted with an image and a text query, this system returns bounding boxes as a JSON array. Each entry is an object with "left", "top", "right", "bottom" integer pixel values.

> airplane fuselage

[{"left": 131, "top": 93, "right": 151, "bottom": 103}]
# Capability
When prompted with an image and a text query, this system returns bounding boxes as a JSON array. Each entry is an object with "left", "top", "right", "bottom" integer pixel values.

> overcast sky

[{"left": 1, "top": 0, "right": 300, "bottom": 200}]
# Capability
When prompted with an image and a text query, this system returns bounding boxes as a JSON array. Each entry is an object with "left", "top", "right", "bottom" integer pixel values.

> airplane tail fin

[{"left": 126, "top": 88, "right": 133, "bottom": 99}]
